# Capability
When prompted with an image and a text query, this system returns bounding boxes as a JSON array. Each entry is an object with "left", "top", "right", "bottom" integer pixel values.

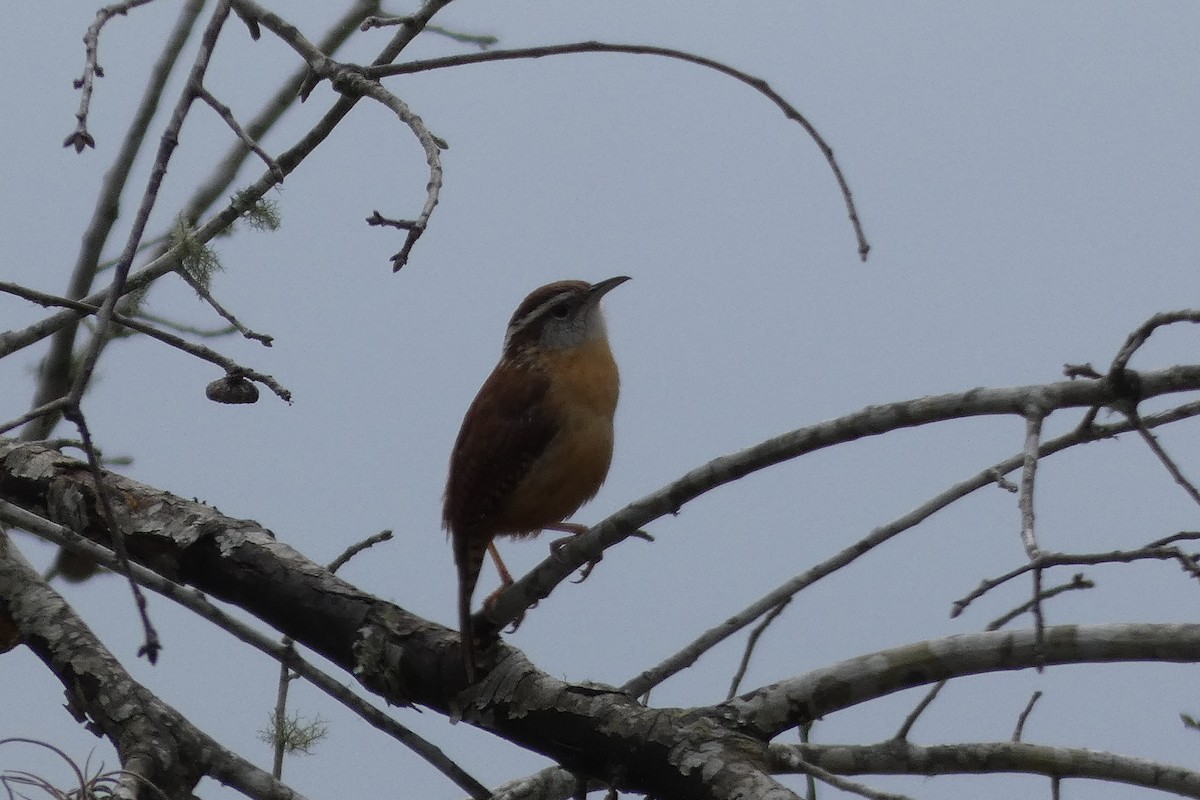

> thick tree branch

[
  {"left": 0, "top": 533, "right": 305, "bottom": 800},
  {"left": 3, "top": 437, "right": 1199, "bottom": 798}
]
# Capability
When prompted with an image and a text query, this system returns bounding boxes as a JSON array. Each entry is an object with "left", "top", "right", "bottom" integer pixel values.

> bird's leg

[
  {"left": 546, "top": 522, "right": 601, "bottom": 583},
  {"left": 482, "top": 541, "right": 527, "bottom": 632},
  {"left": 547, "top": 523, "right": 655, "bottom": 583}
]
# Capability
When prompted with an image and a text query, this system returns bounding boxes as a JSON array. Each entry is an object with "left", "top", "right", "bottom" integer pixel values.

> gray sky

[{"left": 4, "top": 3, "right": 1200, "bottom": 798}]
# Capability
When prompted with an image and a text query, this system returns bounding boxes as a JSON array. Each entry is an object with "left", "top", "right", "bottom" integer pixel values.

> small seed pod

[{"left": 206, "top": 374, "right": 259, "bottom": 404}]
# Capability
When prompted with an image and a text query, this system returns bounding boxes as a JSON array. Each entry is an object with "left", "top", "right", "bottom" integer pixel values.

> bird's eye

[{"left": 550, "top": 303, "right": 570, "bottom": 319}]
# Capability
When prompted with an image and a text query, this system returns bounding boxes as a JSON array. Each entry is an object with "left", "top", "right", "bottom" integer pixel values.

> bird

[{"left": 443, "top": 276, "right": 629, "bottom": 681}]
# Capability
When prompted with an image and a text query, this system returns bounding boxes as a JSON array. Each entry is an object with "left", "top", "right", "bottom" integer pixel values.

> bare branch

[
  {"left": 1110, "top": 309, "right": 1200, "bottom": 374},
  {"left": 769, "top": 740, "right": 1200, "bottom": 798},
  {"left": 63, "top": 407, "right": 162, "bottom": 662},
  {"left": 368, "top": 41, "right": 871, "bottom": 261},
  {"left": 952, "top": 541, "right": 1200, "bottom": 619},
  {"left": 0, "top": 532, "right": 307, "bottom": 799},
  {"left": 725, "top": 623, "right": 1200, "bottom": 740},
  {"left": 174, "top": 265, "right": 276, "bottom": 345},
  {"left": 726, "top": 599, "right": 790, "bottom": 700},
  {"left": 0, "top": 281, "right": 292, "bottom": 404},
  {"left": 771, "top": 746, "right": 913, "bottom": 800},
  {"left": 26, "top": 0, "right": 208, "bottom": 442},
  {"left": 67, "top": 0, "right": 235, "bottom": 408},
  {"left": 195, "top": 86, "right": 284, "bottom": 181},
  {"left": 567, "top": 386, "right": 1200, "bottom": 696},
  {"left": 1012, "top": 691, "right": 1043, "bottom": 742},
  {"left": 1018, "top": 407, "right": 1045, "bottom": 559},
  {"left": 0, "top": 501, "right": 490, "bottom": 800},
  {"left": 65, "top": 0, "right": 160, "bottom": 151},
  {"left": 1130, "top": 413, "right": 1200, "bottom": 507}
]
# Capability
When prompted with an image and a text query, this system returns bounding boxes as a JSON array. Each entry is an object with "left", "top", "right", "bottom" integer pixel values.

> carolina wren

[{"left": 443, "top": 276, "right": 629, "bottom": 680}]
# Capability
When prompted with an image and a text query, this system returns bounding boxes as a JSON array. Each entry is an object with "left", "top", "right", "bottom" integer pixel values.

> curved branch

[
  {"left": 488, "top": 367, "right": 1200, "bottom": 652},
  {"left": 771, "top": 740, "right": 1200, "bottom": 798},
  {"left": 368, "top": 41, "right": 871, "bottom": 261},
  {"left": 722, "top": 623, "right": 1200, "bottom": 740}
]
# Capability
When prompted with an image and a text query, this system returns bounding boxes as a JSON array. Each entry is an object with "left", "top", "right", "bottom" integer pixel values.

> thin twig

[
  {"left": 132, "top": 309, "right": 236, "bottom": 338},
  {"left": 894, "top": 574, "right": 1092, "bottom": 741},
  {"left": 0, "top": 282, "right": 291, "bottom": 403},
  {"left": 65, "top": 0, "right": 160, "bottom": 151},
  {"left": 361, "top": 16, "right": 498, "bottom": 49},
  {"left": 326, "top": 72, "right": 443, "bottom": 270},
  {"left": 367, "top": 41, "right": 871, "bottom": 261},
  {"left": 893, "top": 680, "right": 947, "bottom": 741},
  {"left": 174, "top": 267, "right": 275, "bottom": 345},
  {"left": 328, "top": 530, "right": 394, "bottom": 573},
  {"left": 195, "top": 86, "right": 284, "bottom": 181},
  {"left": 726, "top": 598, "right": 790, "bottom": 700},
  {"left": 1012, "top": 691, "right": 1043, "bottom": 742},
  {"left": 985, "top": 573, "right": 1093, "bottom": 631},
  {"left": 1130, "top": 414, "right": 1200, "bottom": 507},
  {"left": 65, "top": 409, "right": 161, "bottom": 662},
  {"left": 953, "top": 542, "right": 1200, "bottom": 618},
  {"left": 1110, "top": 310, "right": 1200, "bottom": 374},
  {"left": 270, "top": 530, "right": 393, "bottom": 776},
  {"left": 232, "top": 0, "right": 452, "bottom": 270},
  {"left": 772, "top": 747, "right": 913, "bottom": 800}
]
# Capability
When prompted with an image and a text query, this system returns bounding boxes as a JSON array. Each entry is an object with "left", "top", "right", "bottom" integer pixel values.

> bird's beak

[{"left": 587, "top": 275, "right": 631, "bottom": 304}]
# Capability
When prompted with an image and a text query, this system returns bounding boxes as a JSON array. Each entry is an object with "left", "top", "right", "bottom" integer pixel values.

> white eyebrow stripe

[{"left": 503, "top": 289, "right": 579, "bottom": 349}]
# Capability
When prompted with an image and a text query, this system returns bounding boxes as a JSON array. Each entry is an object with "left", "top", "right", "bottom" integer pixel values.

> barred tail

[{"left": 455, "top": 530, "right": 489, "bottom": 682}]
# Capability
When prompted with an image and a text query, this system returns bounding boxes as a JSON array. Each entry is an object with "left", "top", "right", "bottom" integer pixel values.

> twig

[
  {"left": 1012, "top": 691, "right": 1042, "bottom": 742},
  {"left": 328, "top": 530, "right": 394, "bottom": 573},
  {"left": 271, "top": 530, "right": 394, "bottom": 776},
  {"left": 893, "top": 680, "right": 947, "bottom": 741},
  {"left": 65, "top": 0, "right": 160, "bottom": 151},
  {"left": 65, "top": 408, "right": 161, "bottom": 662},
  {"left": 174, "top": 267, "right": 275, "bottom": 345},
  {"left": 726, "top": 598, "right": 790, "bottom": 700},
  {"left": 367, "top": 41, "right": 871, "bottom": 261},
  {"left": 1130, "top": 414, "right": 1200, "bottom": 507},
  {"left": 132, "top": 309, "right": 236, "bottom": 338},
  {"left": 894, "top": 574, "right": 1092, "bottom": 741},
  {"left": 361, "top": 16, "right": 498, "bottom": 49},
  {"left": 326, "top": 71, "right": 443, "bottom": 270},
  {"left": 195, "top": 86, "right": 284, "bottom": 181},
  {"left": 0, "top": 398, "right": 71, "bottom": 437},
  {"left": 1018, "top": 408, "right": 1045, "bottom": 559},
  {"left": 771, "top": 746, "right": 913, "bottom": 800},
  {"left": 1109, "top": 310, "right": 1200, "bottom": 375},
  {"left": 67, "top": 0, "right": 235, "bottom": 409},
  {"left": 0, "top": 282, "right": 291, "bottom": 403},
  {"left": 985, "top": 573, "right": 1093, "bottom": 631},
  {"left": 26, "top": 0, "right": 208, "bottom": 444},
  {"left": 953, "top": 542, "right": 1200, "bottom": 618},
  {"left": 232, "top": 0, "right": 452, "bottom": 270}
]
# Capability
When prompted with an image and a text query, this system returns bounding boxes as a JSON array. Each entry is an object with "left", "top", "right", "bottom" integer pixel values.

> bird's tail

[{"left": 455, "top": 531, "right": 489, "bottom": 682}]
